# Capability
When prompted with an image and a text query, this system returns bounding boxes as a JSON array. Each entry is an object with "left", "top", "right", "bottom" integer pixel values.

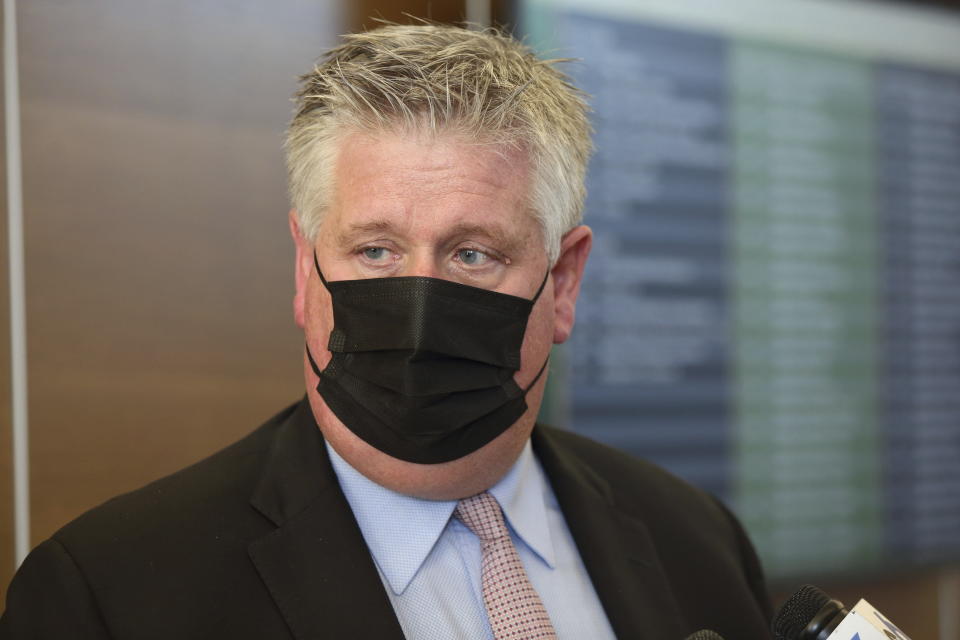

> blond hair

[{"left": 285, "top": 24, "right": 592, "bottom": 264}]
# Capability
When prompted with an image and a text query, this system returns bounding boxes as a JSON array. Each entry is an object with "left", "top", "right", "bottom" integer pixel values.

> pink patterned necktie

[{"left": 455, "top": 492, "right": 558, "bottom": 640}]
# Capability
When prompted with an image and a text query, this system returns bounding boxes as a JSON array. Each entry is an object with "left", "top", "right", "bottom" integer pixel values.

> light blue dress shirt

[{"left": 326, "top": 440, "right": 618, "bottom": 640}]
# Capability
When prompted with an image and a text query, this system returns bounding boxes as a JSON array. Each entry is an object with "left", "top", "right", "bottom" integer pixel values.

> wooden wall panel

[
  {"left": 0, "top": 1, "right": 14, "bottom": 607},
  {"left": 352, "top": 0, "right": 466, "bottom": 30},
  {"left": 13, "top": 0, "right": 344, "bottom": 586},
  {"left": 350, "top": 0, "right": 516, "bottom": 32}
]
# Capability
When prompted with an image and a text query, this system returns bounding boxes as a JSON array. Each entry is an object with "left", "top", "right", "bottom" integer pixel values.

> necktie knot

[{"left": 455, "top": 492, "right": 508, "bottom": 543}]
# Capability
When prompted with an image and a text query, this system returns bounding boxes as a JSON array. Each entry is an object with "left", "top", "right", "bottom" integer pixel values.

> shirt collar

[
  {"left": 325, "top": 440, "right": 556, "bottom": 596},
  {"left": 488, "top": 441, "right": 557, "bottom": 571}
]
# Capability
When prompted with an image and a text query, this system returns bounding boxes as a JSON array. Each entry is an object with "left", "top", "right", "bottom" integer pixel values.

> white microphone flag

[{"left": 828, "top": 599, "right": 911, "bottom": 640}]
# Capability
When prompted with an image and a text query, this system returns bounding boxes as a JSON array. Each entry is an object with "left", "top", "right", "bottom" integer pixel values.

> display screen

[{"left": 522, "top": 0, "right": 960, "bottom": 581}]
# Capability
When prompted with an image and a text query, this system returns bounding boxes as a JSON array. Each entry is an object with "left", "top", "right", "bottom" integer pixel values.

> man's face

[{"left": 290, "top": 130, "right": 591, "bottom": 499}]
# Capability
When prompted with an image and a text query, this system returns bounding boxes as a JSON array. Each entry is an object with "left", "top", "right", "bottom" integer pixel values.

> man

[{"left": 1, "top": 25, "right": 772, "bottom": 639}]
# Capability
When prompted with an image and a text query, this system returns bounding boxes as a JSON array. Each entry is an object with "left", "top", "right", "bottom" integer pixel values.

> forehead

[{"left": 326, "top": 130, "right": 536, "bottom": 237}]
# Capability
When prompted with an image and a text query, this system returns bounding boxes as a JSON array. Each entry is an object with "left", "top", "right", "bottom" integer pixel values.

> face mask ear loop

[
  {"left": 305, "top": 343, "right": 323, "bottom": 377},
  {"left": 531, "top": 268, "right": 550, "bottom": 303},
  {"left": 523, "top": 356, "right": 550, "bottom": 393},
  {"left": 313, "top": 251, "right": 332, "bottom": 291}
]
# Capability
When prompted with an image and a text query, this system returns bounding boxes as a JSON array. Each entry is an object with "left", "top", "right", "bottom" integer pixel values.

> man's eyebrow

[
  {"left": 337, "top": 220, "right": 530, "bottom": 254},
  {"left": 445, "top": 222, "right": 526, "bottom": 253},
  {"left": 335, "top": 220, "right": 397, "bottom": 246}
]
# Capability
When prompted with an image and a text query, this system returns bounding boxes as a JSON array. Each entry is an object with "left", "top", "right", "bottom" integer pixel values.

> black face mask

[{"left": 306, "top": 253, "right": 549, "bottom": 464}]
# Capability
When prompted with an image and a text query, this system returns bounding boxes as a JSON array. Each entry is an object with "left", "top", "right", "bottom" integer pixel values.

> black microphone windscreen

[
  {"left": 685, "top": 630, "right": 725, "bottom": 640},
  {"left": 772, "top": 584, "right": 832, "bottom": 640}
]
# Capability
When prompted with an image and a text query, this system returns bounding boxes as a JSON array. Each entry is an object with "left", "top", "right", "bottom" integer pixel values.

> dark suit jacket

[{"left": 1, "top": 399, "right": 772, "bottom": 639}]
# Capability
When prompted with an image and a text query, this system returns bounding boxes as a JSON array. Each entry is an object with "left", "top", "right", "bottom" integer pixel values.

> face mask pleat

[
  {"left": 341, "top": 351, "right": 514, "bottom": 396},
  {"left": 328, "top": 362, "right": 522, "bottom": 433},
  {"left": 318, "top": 370, "right": 530, "bottom": 464}
]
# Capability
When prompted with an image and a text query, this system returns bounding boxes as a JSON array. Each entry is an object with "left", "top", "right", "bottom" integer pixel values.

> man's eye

[
  {"left": 362, "top": 247, "right": 389, "bottom": 261},
  {"left": 457, "top": 248, "right": 489, "bottom": 266}
]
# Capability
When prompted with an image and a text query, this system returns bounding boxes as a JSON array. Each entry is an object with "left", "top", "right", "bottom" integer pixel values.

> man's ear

[
  {"left": 551, "top": 225, "right": 592, "bottom": 344},
  {"left": 289, "top": 210, "right": 312, "bottom": 329}
]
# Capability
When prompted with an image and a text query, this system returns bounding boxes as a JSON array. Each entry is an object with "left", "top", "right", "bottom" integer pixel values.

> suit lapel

[
  {"left": 533, "top": 427, "right": 687, "bottom": 640},
  {"left": 247, "top": 400, "right": 405, "bottom": 640}
]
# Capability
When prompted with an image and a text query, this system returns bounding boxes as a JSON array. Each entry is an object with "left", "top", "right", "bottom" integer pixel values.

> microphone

[
  {"left": 773, "top": 585, "right": 848, "bottom": 640},
  {"left": 773, "top": 584, "right": 912, "bottom": 640},
  {"left": 685, "top": 631, "right": 724, "bottom": 640}
]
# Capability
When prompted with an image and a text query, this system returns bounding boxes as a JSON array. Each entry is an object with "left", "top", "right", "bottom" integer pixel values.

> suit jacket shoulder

[
  {"left": 2, "top": 401, "right": 405, "bottom": 640},
  {"left": 533, "top": 425, "right": 773, "bottom": 638},
  {"left": 1, "top": 403, "right": 306, "bottom": 640},
  {"left": 537, "top": 424, "right": 745, "bottom": 544}
]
